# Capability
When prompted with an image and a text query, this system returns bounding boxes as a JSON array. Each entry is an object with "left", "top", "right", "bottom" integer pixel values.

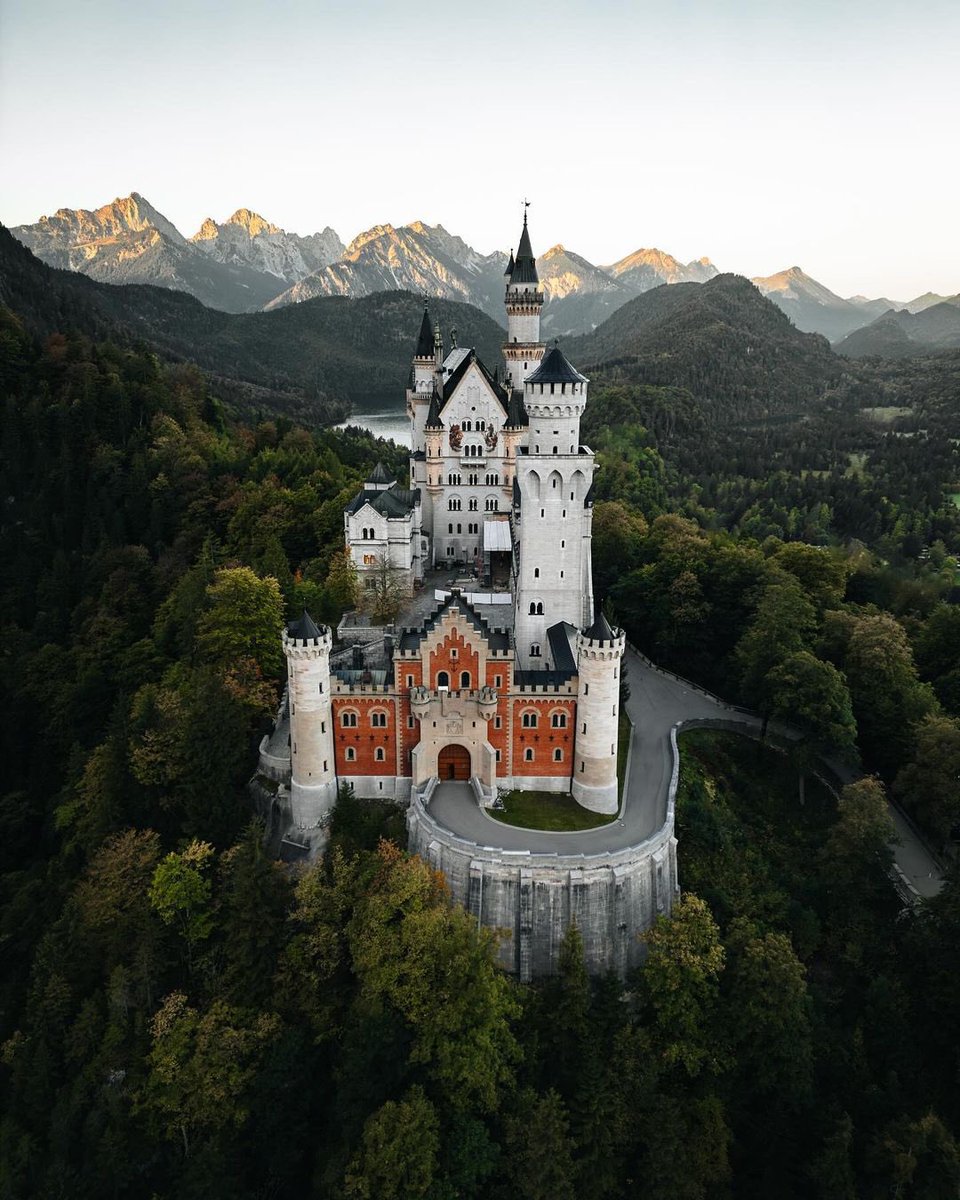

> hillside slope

[
  {"left": 0, "top": 226, "right": 505, "bottom": 419},
  {"left": 567, "top": 273, "right": 840, "bottom": 419},
  {"left": 835, "top": 302, "right": 960, "bottom": 358}
]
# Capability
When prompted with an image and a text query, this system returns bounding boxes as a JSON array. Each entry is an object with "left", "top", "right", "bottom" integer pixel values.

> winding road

[{"left": 424, "top": 648, "right": 944, "bottom": 897}]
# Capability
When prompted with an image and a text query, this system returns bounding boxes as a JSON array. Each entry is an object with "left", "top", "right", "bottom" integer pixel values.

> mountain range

[
  {"left": 8, "top": 193, "right": 958, "bottom": 350},
  {"left": 0, "top": 224, "right": 504, "bottom": 421}
]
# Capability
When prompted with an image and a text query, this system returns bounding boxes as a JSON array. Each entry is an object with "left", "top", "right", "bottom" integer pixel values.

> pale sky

[{"left": 1, "top": 0, "right": 958, "bottom": 300}]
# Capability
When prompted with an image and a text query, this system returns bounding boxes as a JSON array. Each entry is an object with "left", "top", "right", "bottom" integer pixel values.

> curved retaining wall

[{"left": 406, "top": 723, "right": 685, "bottom": 980}]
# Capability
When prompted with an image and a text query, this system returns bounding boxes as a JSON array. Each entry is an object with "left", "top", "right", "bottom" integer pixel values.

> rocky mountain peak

[
  {"left": 226, "top": 209, "right": 281, "bottom": 237},
  {"left": 346, "top": 224, "right": 397, "bottom": 256}
]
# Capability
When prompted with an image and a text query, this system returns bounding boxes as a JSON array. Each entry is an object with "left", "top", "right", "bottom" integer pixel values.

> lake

[{"left": 335, "top": 407, "right": 411, "bottom": 448}]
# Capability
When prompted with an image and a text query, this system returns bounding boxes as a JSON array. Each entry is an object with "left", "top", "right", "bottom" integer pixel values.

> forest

[{"left": 1, "top": 295, "right": 960, "bottom": 1199}]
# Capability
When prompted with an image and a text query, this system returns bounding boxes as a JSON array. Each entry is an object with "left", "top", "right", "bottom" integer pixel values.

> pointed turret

[
  {"left": 502, "top": 208, "right": 544, "bottom": 389},
  {"left": 510, "top": 213, "right": 539, "bottom": 284},
  {"left": 415, "top": 304, "right": 434, "bottom": 358},
  {"left": 287, "top": 608, "right": 322, "bottom": 641},
  {"left": 584, "top": 609, "right": 615, "bottom": 643},
  {"left": 526, "top": 343, "right": 588, "bottom": 386},
  {"left": 425, "top": 391, "right": 443, "bottom": 429}
]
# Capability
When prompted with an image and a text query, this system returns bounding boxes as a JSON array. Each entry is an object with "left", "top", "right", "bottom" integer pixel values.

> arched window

[
  {"left": 437, "top": 671, "right": 450, "bottom": 688},
  {"left": 553, "top": 748, "right": 564, "bottom": 762},
  {"left": 521, "top": 711, "right": 538, "bottom": 728},
  {"left": 375, "top": 747, "right": 385, "bottom": 761},
  {"left": 464, "top": 420, "right": 472, "bottom": 432},
  {"left": 341, "top": 711, "right": 358, "bottom": 728},
  {"left": 460, "top": 671, "right": 471, "bottom": 689},
  {"left": 345, "top": 746, "right": 356, "bottom": 761},
  {"left": 530, "top": 643, "right": 541, "bottom": 658},
  {"left": 485, "top": 496, "right": 498, "bottom": 511},
  {"left": 524, "top": 747, "right": 534, "bottom": 762},
  {"left": 370, "top": 711, "right": 387, "bottom": 727},
  {"left": 551, "top": 712, "right": 567, "bottom": 729},
  {"left": 468, "top": 497, "right": 478, "bottom": 511},
  {"left": 448, "top": 496, "right": 461, "bottom": 512}
]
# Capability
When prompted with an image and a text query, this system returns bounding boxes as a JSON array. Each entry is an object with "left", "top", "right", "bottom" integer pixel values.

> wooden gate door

[{"left": 438, "top": 744, "right": 471, "bottom": 781}]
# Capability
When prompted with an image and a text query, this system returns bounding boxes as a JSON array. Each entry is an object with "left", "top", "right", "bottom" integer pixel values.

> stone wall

[{"left": 406, "top": 788, "right": 679, "bottom": 980}]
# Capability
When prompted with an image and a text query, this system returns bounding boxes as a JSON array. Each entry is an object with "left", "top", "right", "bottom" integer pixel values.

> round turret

[
  {"left": 282, "top": 610, "right": 337, "bottom": 850},
  {"left": 572, "top": 612, "right": 626, "bottom": 814}
]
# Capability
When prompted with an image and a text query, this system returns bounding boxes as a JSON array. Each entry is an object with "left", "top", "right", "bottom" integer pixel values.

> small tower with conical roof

[
  {"left": 572, "top": 611, "right": 626, "bottom": 814},
  {"left": 282, "top": 609, "right": 337, "bottom": 853},
  {"left": 408, "top": 303, "right": 438, "bottom": 460},
  {"left": 503, "top": 211, "right": 545, "bottom": 390}
]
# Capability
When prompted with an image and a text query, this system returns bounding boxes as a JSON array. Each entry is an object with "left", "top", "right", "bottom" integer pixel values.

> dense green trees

[{"left": 3, "top": 295, "right": 960, "bottom": 1199}]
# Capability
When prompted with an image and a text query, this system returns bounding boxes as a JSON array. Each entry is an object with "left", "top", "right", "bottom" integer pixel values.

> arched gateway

[{"left": 438, "top": 744, "right": 471, "bottom": 781}]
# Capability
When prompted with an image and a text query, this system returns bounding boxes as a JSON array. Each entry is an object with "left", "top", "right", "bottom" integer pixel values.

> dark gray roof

[
  {"left": 584, "top": 610, "right": 616, "bottom": 642},
  {"left": 510, "top": 216, "right": 539, "bottom": 285},
  {"left": 288, "top": 609, "right": 322, "bottom": 640},
  {"left": 367, "top": 461, "right": 393, "bottom": 484},
  {"left": 425, "top": 391, "right": 443, "bottom": 428},
  {"left": 504, "top": 250, "right": 515, "bottom": 277},
  {"left": 506, "top": 388, "right": 529, "bottom": 428},
  {"left": 526, "top": 344, "right": 588, "bottom": 386},
  {"left": 547, "top": 622, "right": 579, "bottom": 675},
  {"left": 415, "top": 305, "right": 434, "bottom": 357},
  {"left": 346, "top": 484, "right": 420, "bottom": 518},
  {"left": 398, "top": 592, "right": 510, "bottom": 654}
]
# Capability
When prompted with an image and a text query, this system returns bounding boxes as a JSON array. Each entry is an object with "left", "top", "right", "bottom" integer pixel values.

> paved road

[
  {"left": 425, "top": 648, "right": 944, "bottom": 896},
  {"left": 428, "top": 649, "right": 742, "bottom": 855}
]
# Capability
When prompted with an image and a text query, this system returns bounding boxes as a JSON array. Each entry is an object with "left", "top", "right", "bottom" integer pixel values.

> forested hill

[
  {"left": 0, "top": 226, "right": 505, "bottom": 421},
  {"left": 566, "top": 273, "right": 841, "bottom": 419}
]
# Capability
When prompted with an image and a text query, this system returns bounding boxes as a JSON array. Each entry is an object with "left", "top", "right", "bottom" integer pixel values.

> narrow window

[
  {"left": 345, "top": 747, "right": 356, "bottom": 762},
  {"left": 554, "top": 748, "right": 563, "bottom": 762},
  {"left": 496, "top": 749, "right": 502, "bottom": 763},
  {"left": 582, "top": 722, "right": 587, "bottom": 734},
  {"left": 524, "top": 747, "right": 534, "bottom": 762},
  {"left": 460, "top": 671, "right": 471, "bottom": 689},
  {"left": 375, "top": 747, "right": 385, "bottom": 761},
  {"left": 437, "top": 671, "right": 449, "bottom": 688},
  {"left": 494, "top": 715, "right": 502, "bottom": 729}
]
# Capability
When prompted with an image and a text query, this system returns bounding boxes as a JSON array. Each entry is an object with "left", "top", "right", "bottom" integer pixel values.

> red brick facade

[{"left": 331, "top": 602, "right": 582, "bottom": 787}]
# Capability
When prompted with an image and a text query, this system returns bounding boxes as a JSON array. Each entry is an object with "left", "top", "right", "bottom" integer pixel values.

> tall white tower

[
  {"left": 502, "top": 213, "right": 545, "bottom": 390},
  {"left": 282, "top": 610, "right": 337, "bottom": 853},
  {"left": 572, "top": 612, "right": 626, "bottom": 814},
  {"left": 512, "top": 343, "right": 596, "bottom": 666}
]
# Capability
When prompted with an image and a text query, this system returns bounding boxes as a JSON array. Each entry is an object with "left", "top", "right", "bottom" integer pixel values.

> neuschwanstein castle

[{"left": 258, "top": 214, "right": 626, "bottom": 858}]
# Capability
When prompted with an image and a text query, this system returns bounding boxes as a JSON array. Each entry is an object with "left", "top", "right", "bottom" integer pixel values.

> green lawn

[{"left": 489, "top": 789, "right": 616, "bottom": 831}]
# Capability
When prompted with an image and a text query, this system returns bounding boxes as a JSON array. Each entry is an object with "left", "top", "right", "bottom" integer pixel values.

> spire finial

[{"left": 522, "top": 198, "right": 530, "bottom": 226}]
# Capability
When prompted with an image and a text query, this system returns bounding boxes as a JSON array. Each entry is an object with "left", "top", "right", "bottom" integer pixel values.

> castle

[{"left": 256, "top": 216, "right": 674, "bottom": 977}]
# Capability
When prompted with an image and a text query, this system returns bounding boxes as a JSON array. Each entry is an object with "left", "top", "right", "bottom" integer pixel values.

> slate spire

[
  {"left": 415, "top": 303, "right": 434, "bottom": 357},
  {"left": 510, "top": 210, "right": 539, "bottom": 285},
  {"left": 584, "top": 609, "right": 616, "bottom": 642}
]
